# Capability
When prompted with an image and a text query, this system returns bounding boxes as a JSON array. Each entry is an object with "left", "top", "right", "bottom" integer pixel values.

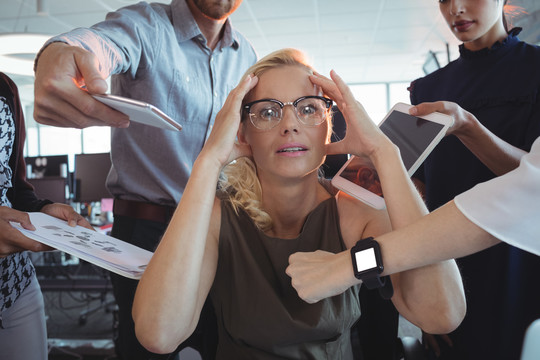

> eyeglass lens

[{"left": 249, "top": 98, "right": 328, "bottom": 130}]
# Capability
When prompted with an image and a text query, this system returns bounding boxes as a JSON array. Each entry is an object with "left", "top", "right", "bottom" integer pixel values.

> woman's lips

[
  {"left": 453, "top": 20, "right": 474, "bottom": 32},
  {"left": 276, "top": 144, "right": 308, "bottom": 157}
]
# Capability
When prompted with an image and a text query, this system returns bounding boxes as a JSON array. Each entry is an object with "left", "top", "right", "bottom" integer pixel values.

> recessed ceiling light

[{"left": 0, "top": 33, "right": 51, "bottom": 77}]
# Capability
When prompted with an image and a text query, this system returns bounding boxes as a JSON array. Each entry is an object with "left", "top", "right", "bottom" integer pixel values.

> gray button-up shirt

[{"left": 47, "top": 0, "right": 257, "bottom": 206}]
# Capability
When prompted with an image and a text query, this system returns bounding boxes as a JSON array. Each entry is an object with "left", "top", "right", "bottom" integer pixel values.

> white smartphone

[
  {"left": 331, "top": 102, "right": 454, "bottom": 209},
  {"left": 92, "top": 94, "right": 182, "bottom": 131}
]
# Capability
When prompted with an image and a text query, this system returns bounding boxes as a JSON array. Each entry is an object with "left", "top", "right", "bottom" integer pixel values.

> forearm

[
  {"left": 380, "top": 201, "right": 500, "bottom": 276},
  {"left": 369, "top": 141, "right": 428, "bottom": 229},
  {"left": 133, "top": 156, "right": 221, "bottom": 353},
  {"left": 38, "top": 28, "right": 120, "bottom": 77},
  {"left": 454, "top": 118, "right": 525, "bottom": 176},
  {"left": 392, "top": 260, "right": 465, "bottom": 334},
  {"left": 379, "top": 200, "right": 503, "bottom": 331},
  {"left": 331, "top": 201, "right": 498, "bottom": 279}
]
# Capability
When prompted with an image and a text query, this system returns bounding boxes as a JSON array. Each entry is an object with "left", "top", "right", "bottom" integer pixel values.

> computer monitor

[
  {"left": 25, "top": 155, "right": 68, "bottom": 179},
  {"left": 74, "top": 153, "right": 112, "bottom": 203},
  {"left": 28, "top": 177, "right": 68, "bottom": 203}
]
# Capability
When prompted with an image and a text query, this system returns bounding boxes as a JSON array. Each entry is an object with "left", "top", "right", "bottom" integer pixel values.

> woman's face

[
  {"left": 239, "top": 65, "right": 331, "bottom": 181},
  {"left": 439, "top": 0, "right": 506, "bottom": 51}
]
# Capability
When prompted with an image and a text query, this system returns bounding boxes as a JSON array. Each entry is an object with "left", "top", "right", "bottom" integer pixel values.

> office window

[
  {"left": 39, "top": 125, "right": 82, "bottom": 156},
  {"left": 24, "top": 101, "right": 111, "bottom": 172},
  {"left": 348, "top": 83, "right": 387, "bottom": 124},
  {"left": 82, "top": 127, "right": 111, "bottom": 154},
  {"left": 389, "top": 82, "right": 411, "bottom": 106}
]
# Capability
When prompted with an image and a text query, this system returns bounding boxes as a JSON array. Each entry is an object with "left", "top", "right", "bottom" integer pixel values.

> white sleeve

[{"left": 455, "top": 137, "right": 540, "bottom": 257}]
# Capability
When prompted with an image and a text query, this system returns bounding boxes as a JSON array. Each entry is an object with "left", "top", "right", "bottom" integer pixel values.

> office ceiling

[{"left": 1, "top": 0, "right": 539, "bottom": 94}]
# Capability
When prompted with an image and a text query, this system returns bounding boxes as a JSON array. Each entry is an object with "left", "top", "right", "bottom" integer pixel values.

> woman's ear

[{"left": 237, "top": 123, "right": 248, "bottom": 145}]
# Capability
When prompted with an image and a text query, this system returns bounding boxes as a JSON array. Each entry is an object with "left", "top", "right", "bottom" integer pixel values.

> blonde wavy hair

[{"left": 218, "top": 48, "right": 333, "bottom": 232}]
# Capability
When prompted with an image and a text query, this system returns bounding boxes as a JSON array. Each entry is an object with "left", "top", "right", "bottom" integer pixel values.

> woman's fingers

[
  {"left": 309, "top": 73, "right": 344, "bottom": 106},
  {"left": 223, "top": 74, "right": 259, "bottom": 115},
  {"left": 329, "top": 70, "right": 372, "bottom": 119},
  {"left": 212, "top": 74, "right": 258, "bottom": 133},
  {"left": 204, "top": 74, "right": 259, "bottom": 166},
  {"left": 410, "top": 101, "right": 447, "bottom": 117},
  {"left": 326, "top": 140, "right": 347, "bottom": 156},
  {"left": 329, "top": 70, "right": 355, "bottom": 106}
]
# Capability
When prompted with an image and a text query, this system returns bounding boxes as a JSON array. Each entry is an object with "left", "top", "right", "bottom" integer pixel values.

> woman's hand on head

[
  {"left": 309, "top": 70, "right": 390, "bottom": 158},
  {"left": 409, "top": 101, "right": 478, "bottom": 137},
  {"left": 200, "top": 74, "right": 258, "bottom": 167}
]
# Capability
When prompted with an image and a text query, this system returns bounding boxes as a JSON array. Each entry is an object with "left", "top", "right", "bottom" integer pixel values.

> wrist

[
  {"left": 34, "top": 41, "right": 68, "bottom": 73},
  {"left": 192, "top": 153, "right": 224, "bottom": 181},
  {"left": 337, "top": 250, "right": 362, "bottom": 288},
  {"left": 452, "top": 112, "right": 480, "bottom": 139},
  {"left": 369, "top": 139, "right": 400, "bottom": 169},
  {"left": 350, "top": 237, "right": 394, "bottom": 298}
]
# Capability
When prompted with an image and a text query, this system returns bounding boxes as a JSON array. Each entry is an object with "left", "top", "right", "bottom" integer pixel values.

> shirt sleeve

[
  {"left": 37, "top": 2, "right": 164, "bottom": 78},
  {"left": 454, "top": 137, "right": 540, "bottom": 256}
]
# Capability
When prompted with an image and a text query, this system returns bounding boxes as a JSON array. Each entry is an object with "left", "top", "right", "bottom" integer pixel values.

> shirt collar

[
  {"left": 171, "top": 0, "right": 239, "bottom": 50},
  {"left": 458, "top": 27, "right": 522, "bottom": 60}
]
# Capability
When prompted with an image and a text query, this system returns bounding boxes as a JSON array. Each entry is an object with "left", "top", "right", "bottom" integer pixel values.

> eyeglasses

[{"left": 243, "top": 96, "right": 333, "bottom": 131}]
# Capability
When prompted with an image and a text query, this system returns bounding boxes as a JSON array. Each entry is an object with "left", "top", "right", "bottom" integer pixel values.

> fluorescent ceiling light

[{"left": 0, "top": 33, "right": 51, "bottom": 77}]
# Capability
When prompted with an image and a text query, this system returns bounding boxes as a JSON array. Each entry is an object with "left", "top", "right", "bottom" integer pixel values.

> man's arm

[
  {"left": 33, "top": 38, "right": 129, "bottom": 128},
  {"left": 33, "top": 3, "right": 165, "bottom": 128}
]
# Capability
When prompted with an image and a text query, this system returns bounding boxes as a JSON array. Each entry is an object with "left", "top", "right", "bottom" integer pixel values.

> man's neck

[{"left": 186, "top": 1, "right": 227, "bottom": 51}]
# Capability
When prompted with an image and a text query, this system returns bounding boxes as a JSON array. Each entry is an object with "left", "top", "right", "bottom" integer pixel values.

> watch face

[
  {"left": 354, "top": 248, "right": 377, "bottom": 273},
  {"left": 351, "top": 238, "right": 384, "bottom": 279}
]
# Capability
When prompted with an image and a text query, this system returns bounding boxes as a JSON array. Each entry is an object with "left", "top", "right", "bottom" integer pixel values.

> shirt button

[{"left": 214, "top": 91, "right": 218, "bottom": 97}]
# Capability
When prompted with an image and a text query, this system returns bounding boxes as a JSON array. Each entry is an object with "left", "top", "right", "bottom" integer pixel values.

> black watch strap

[
  {"left": 363, "top": 274, "right": 393, "bottom": 299},
  {"left": 363, "top": 274, "right": 386, "bottom": 290}
]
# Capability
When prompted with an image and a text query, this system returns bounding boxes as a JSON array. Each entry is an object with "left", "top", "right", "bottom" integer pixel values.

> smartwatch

[{"left": 351, "top": 237, "right": 393, "bottom": 299}]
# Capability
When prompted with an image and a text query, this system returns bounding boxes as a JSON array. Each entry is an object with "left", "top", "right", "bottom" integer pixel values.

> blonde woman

[{"left": 133, "top": 49, "right": 465, "bottom": 358}]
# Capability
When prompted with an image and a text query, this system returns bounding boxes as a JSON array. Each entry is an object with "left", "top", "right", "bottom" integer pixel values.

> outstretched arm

[
  {"left": 288, "top": 200, "right": 497, "bottom": 300},
  {"left": 412, "top": 101, "right": 526, "bottom": 176}
]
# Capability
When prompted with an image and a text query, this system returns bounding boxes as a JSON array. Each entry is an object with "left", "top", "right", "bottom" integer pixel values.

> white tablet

[
  {"left": 92, "top": 94, "right": 182, "bottom": 131},
  {"left": 331, "top": 102, "right": 453, "bottom": 209}
]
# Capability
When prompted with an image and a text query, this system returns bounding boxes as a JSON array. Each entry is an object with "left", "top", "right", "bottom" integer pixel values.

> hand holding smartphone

[
  {"left": 332, "top": 103, "right": 453, "bottom": 209},
  {"left": 92, "top": 94, "right": 182, "bottom": 131}
]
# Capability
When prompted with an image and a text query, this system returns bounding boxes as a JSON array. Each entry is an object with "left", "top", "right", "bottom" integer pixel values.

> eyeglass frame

[{"left": 242, "top": 95, "right": 333, "bottom": 130}]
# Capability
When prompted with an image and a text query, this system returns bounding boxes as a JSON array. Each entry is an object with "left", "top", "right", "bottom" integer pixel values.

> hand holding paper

[{"left": 11, "top": 212, "right": 153, "bottom": 279}]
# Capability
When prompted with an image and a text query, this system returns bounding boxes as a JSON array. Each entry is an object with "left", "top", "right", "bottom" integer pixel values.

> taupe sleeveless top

[{"left": 210, "top": 197, "right": 361, "bottom": 359}]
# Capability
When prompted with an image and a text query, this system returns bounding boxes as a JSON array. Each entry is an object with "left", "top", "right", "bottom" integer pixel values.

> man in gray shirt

[{"left": 33, "top": 1, "right": 257, "bottom": 359}]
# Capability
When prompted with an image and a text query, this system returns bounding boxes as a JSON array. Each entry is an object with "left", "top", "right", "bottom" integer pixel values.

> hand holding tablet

[
  {"left": 92, "top": 94, "right": 182, "bottom": 131},
  {"left": 332, "top": 102, "right": 453, "bottom": 209}
]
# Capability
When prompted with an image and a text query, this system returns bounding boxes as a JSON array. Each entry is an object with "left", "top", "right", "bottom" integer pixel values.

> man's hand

[
  {"left": 286, "top": 250, "right": 359, "bottom": 303},
  {"left": 34, "top": 42, "right": 129, "bottom": 128}
]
